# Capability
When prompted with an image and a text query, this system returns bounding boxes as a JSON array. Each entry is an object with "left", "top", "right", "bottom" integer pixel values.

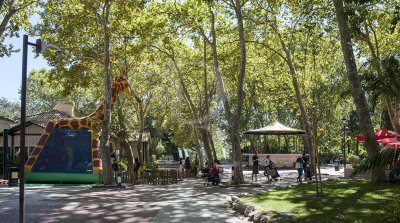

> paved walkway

[
  {"left": 152, "top": 179, "right": 244, "bottom": 223},
  {"left": 0, "top": 165, "right": 344, "bottom": 223}
]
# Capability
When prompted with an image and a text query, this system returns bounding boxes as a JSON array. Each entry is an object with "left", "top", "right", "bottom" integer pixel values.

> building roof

[
  {"left": 0, "top": 116, "right": 17, "bottom": 123},
  {"left": 243, "top": 121, "right": 305, "bottom": 135},
  {"left": 4, "top": 110, "right": 73, "bottom": 134}
]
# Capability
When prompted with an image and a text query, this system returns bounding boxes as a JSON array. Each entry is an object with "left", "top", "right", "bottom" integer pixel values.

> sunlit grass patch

[{"left": 240, "top": 179, "right": 400, "bottom": 222}]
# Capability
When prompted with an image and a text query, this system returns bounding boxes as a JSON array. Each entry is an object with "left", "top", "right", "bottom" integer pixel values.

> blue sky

[{"left": 0, "top": 34, "right": 50, "bottom": 103}]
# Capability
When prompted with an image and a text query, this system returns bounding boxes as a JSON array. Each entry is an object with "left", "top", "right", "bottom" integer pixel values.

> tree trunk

[
  {"left": 199, "top": 128, "right": 214, "bottom": 165},
  {"left": 132, "top": 141, "right": 140, "bottom": 161},
  {"left": 312, "top": 114, "right": 323, "bottom": 195},
  {"left": 117, "top": 99, "right": 134, "bottom": 173},
  {"left": 123, "top": 139, "right": 134, "bottom": 173},
  {"left": 230, "top": 125, "right": 244, "bottom": 184},
  {"left": 149, "top": 115, "right": 165, "bottom": 163},
  {"left": 203, "top": 37, "right": 217, "bottom": 164},
  {"left": 201, "top": 1, "right": 246, "bottom": 184},
  {"left": 129, "top": 84, "right": 150, "bottom": 164},
  {"left": 208, "top": 130, "right": 218, "bottom": 163},
  {"left": 98, "top": 0, "right": 114, "bottom": 185},
  {"left": 0, "top": 0, "right": 17, "bottom": 37},
  {"left": 385, "top": 97, "right": 400, "bottom": 133},
  {"left": 136, "top": 102, "right": 144, "bottom": 163},
  {"left": 271, "top": 24, "right": 315, "bottom": 178},
  {"left": 333, "top": 0, "right": 385, "bottom": 181},
  {"left": 356, "top": 140, "right": 359, "bottom": 156},
  {"left": 230, "top": 0, "right": 246, "bottom": 184},
  {"left": 192, "top": 124, "right": 204, "bottom": 167},
  {"left": 170, "top": 58, "right": 214, "bottom": 166}
]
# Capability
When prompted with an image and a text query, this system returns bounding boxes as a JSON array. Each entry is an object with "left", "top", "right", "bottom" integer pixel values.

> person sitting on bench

[
  {"left": 209, "top": 165, "right": 220, "bottom": 186},
  {"left": 389, "top": 166, "right": 400, "bottom": 183}
]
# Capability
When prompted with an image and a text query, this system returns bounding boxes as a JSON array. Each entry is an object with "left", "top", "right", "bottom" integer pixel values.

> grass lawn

[{"left": 240, "top": 179, "right": 400, "bottom": 223}]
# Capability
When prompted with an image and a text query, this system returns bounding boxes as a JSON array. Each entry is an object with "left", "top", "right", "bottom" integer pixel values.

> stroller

[
  {"left": 305, "top": 165, "right": 313, "bottom": 180},
  {"left": 264, "top": 162, "right": 280, "bottom": 181},
  {"left": 203, "top": 167, "right": 221, "bottom": 186}
]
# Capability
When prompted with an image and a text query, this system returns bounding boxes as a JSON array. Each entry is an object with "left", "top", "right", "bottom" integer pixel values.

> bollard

[
  {"left": 231, "top": 166, "right": 234, "bottom": 181},
  {"left": 8, "top": 167, "right": 18, "bottom": 187}
]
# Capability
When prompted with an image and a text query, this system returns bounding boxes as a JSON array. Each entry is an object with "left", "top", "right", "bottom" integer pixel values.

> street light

[
  {"left": 19, "top": 35, "right": 61, "bottom": 223},
  {"left": 341, "top": 117, "right": 348, "bottom": 169}
]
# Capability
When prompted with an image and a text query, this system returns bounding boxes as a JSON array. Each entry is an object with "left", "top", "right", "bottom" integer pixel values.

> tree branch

[{"left": 246, "top": 40, "right": 288, "bottom": 64}]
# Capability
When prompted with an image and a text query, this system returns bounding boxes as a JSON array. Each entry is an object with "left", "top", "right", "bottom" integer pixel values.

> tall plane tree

[
  {"left": 199, "top": 0, "right": 247, "bottom": 184},
  {"left": 333, "top": 0, "right": 384, "bottom": 181}
]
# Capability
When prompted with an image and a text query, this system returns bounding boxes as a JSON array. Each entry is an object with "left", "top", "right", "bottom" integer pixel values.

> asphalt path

[{"left": 0, "top": 165, "right": 344, "bottom": 223}]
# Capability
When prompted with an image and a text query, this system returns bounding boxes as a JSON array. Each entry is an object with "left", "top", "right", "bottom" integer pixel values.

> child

[
  {"left": 117, "top": 172, "right": 122, "bottom": 189},
  {"left": 265, "top": 155, "right": 272, "bottom": 181},
  {"left": 179, "top": 158, "right": 184, "bottom": 179}
]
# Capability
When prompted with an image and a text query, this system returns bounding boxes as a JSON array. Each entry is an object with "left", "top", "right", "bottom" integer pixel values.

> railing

[
  {"left": 181, "top": 167, "right": 224, "bottom": 178},
  {"left": 99, "top": 168, "right": 179, "bottom": 185}
]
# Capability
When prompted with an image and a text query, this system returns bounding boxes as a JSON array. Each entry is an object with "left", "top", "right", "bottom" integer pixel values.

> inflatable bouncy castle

[{"left": 25, "top": 74, "right": 130, "bottom": 183}]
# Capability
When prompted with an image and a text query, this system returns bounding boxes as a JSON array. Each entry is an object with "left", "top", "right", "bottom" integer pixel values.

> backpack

[
  {"left": 269, "top": 161, "right": 275, "bottom": 169},
  {"left": 138, "top": 165, "right": 145, "bottom": 174},
  {"left": 212, "top": 174, "right": 219, "bottom": 181}
]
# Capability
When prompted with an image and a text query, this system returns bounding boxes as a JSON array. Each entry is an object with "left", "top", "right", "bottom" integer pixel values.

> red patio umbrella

[
  {"left": 356, "top": 128, "right": 399, "bottom": 141},
  {"left": 384, "top": 142, "right": 400, "bottom": 148},
  {"left": 381, "top": 137, "right": 400, "bottom": 144}
]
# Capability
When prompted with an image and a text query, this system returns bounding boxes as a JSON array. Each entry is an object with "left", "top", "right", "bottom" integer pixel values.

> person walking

[
  {"left": 184, "top": 157, "right": 191, "bottom": 178},
  {"left": 116, "top": 172, "right": 122, "bottom": 190},
  {"left": 252, "top": 151, "right": 259, "bottom": 182},
  {"left": 296, "top": 156, "right": 304, "bottom": 183}
]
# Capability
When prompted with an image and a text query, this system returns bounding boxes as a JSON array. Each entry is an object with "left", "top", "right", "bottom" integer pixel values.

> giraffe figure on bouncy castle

[{"left": 25, "top": 74, "right": 131, "bottom": 174}]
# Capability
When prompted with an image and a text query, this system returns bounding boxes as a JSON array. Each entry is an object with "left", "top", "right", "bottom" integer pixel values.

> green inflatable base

[{"left": 25, "top": 172, "right": 99, "bottom": 184}]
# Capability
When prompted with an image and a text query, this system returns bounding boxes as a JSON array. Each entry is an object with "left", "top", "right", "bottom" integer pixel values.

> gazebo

[{"left": 243, "top": 121, "right": 306, "bottom": 168}]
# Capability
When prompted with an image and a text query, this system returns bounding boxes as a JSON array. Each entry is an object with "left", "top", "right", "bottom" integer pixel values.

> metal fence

[{"left": 99, "top": 168, "right": 179, "bottom": 185}]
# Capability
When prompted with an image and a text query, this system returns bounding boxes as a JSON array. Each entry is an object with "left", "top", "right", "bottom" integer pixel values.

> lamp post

[
  {"left": 341, "top": 117, "right": 348, "bottom": 169},
  {"left": 20, "top": 35, "right": 62, "bottom": 223}
]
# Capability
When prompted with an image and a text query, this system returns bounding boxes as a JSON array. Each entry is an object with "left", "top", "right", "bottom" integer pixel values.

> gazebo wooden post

[{"left": 278, "top": 135, "right": 280, "bottom": 153}]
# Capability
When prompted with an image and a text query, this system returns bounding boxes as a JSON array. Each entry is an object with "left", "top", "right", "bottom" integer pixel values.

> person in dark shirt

[
  {"left": 134, "top": 157, "right": 141, "bottom": 176},
  {"left": 252, "top": 151, "right": 259, "bottom": 182},
  {"left": 265, "top": 155, "right": 272, "bottom": 181},
  {"left": 389, "top": 166, "right": 400, "bottom": 183},
  {"left": 184, "top": 157, "right": 191, "bottom": 178}
]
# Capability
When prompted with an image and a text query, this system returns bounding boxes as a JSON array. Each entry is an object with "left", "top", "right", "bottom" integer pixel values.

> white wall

[{"left": 0, "top": 124, "right": 44, "bottom": 147}]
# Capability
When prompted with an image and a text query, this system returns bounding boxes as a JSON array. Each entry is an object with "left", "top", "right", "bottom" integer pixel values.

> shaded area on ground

[{"left": 0, "top": 164, "right": 344, "bottom": 223}]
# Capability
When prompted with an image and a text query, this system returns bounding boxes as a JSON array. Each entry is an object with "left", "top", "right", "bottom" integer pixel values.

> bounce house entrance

[{"left": 32, "top": 128, "right": 92, "bottom": 173}]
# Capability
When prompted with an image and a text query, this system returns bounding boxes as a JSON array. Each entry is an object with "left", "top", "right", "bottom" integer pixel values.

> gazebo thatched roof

[{"left": 243, "top": 121, "right": 305, "bottom": 135}]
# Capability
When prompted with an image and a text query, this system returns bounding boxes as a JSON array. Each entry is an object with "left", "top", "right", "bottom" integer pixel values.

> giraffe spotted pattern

[{"left": 25, "top": 74, "right": 131, "bottom": 174}]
